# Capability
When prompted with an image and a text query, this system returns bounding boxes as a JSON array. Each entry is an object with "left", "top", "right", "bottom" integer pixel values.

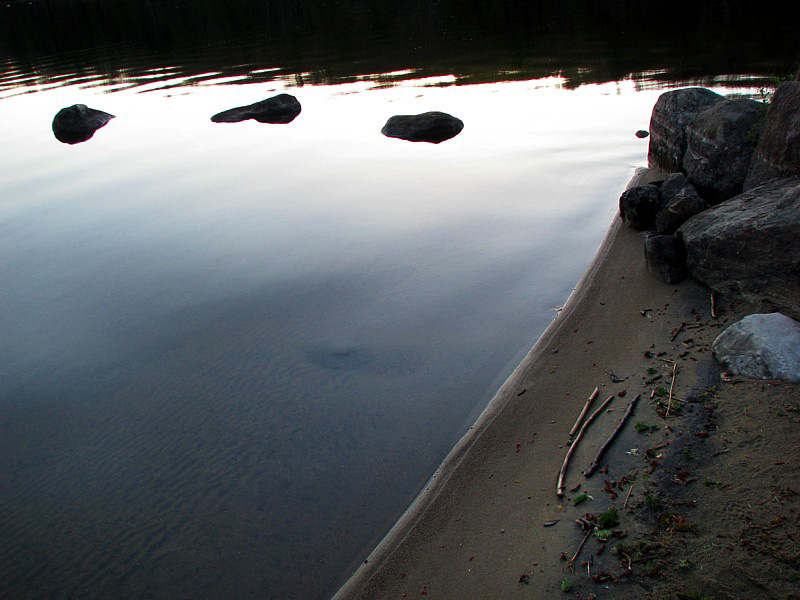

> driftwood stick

[
  {"left": 557, "top": 395, "right": 615, "bottom": 496},
  {"left": 710, "top": 292, "right": 718, "bottom": 319},
  {"left": 569, "top": 387, "right": 600, "bottom": 437},
  {"left": 584, "top": 394, "right": 641, "bottom": 477},
  {"left": 623, "top": 484, "right": 634, "bottom": 508},
  {"left": 569, "top": 527, "right": 595, "bottom": 566},
  {"left": 665, "top": 362, "right": 677, "bottom": 418}
]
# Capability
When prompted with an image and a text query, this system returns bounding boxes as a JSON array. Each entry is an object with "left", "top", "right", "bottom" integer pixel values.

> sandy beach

[{"left": 334, "top": 168, "right": 800, "bottom": 599}]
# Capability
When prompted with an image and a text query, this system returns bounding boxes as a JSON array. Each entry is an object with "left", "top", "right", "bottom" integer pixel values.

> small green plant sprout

[
  {"left": 644, "top": 494, "right": 662, "bottom": 511},
  {"left": 560, "top": 576, "right": 573, "bottom": 592},
  {"left": 678, "top": 558, "right": 693, "bottom": 569},
  {"left": 646, "top": 367, "right": 658, "bottom": 375},
  {"left": 573, "top": 492, "right": 590, "bottom": 506},
  {"left": 654, "top": 386, "right": 667, "bottom": 397},
  {"left": 598, "top": 507, "right": 619, "bottom": 529},
  {"left": 635, "top": 422, "right": 659, "bottom": 433},
  {"left": 681, "top": 447, "right": 693, "bottom": 461},
  {"left": 594, "top": 528, "right": 612, "bottom": 541}
]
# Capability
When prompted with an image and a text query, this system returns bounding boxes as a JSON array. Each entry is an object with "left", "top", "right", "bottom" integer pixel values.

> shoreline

[
  {"left": 333, "top": 166, "right": 674, "bottom": 598},
  {"left": 335, "top": 160, "right": 800, "bottom": 599}
]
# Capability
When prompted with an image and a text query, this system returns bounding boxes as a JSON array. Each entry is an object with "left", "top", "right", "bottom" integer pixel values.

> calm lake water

[{"left": 1, "top": 1, "right": 796, "bottom": 598}]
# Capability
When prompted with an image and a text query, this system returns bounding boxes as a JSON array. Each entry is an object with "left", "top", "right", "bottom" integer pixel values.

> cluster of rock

[
  {"left": 621, "top": 82, "right": 800, "bottom": 382},
  {"left": 52, "top": 94, "right": 464, "bottom": 145}
]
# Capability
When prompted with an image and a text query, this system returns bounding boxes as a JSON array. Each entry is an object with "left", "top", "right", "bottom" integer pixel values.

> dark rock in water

[
  {"left": 712, "top": 313, "right": 800, "bottom": 382},
  {"left": 619, "top": 184, "right": 661, "bottom": 230},
  {"left": 52, "top": 104, "right": 115, "bottom": 144},
  {"left": 644, "top": 234, "right": 688, "bottom": 284},
  {"left": 678, "top": 177, "right": 800, "bottom": 318},
  {"left": 745, "top": 81, "right": 800, "bottom": 189},
  {"left": 211, "top": 93, "right": 301, "bottom": 124},
  {"left": 683, "top": 98, "right": 766, "bottom": 203},
  {"left": 381, "top": 111, "right": 464, "bottom": 143},
  {"left": 648, "top": 87, "right": 724, "bottom": 172},
  {"left": 655, "top": 187, "right": 707, "bottom": 234},
  {"left": 635, "top": 130, "right": 649, "bottom": 138}
]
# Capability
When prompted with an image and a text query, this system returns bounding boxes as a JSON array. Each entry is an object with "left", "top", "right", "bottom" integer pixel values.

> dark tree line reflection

[{"left": 1, "top": 0, "right": 798, "bottom": 92}]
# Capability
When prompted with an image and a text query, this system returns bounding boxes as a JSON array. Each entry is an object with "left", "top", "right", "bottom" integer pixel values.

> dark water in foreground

[{"left": 1, "top": 1, "right": 797, "bottom": 599}]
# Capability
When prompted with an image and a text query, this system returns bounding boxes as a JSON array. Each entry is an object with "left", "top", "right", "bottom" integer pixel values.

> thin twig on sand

[
  {"left": 569, "top": 527, "right": 595, "bottom": 566},
  {"left": 569, "top": 387, "right": 600, "bottom": 438},
  {"left": 557, "top": 395, "right": 616, "bottom": 497},
  {"left": 584, "top": 394, "right": 641, "bottom": 477},
  {"left": 710, "top": 292, "right": 717, "bottom": 319},
  {"left": 665, "top": 362, "right": 677, "bottom": 418},
  {"left": 623, "top": 484, "right": 634, "bottom": 508}
]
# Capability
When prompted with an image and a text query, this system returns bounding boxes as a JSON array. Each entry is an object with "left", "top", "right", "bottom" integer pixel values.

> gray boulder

[
  {"left": 52, "top": 104, "right": 115, "bottom": 144},
  {"left": 712, "top": 313, "right": 800, "bottom": 382},
  {"left": 211, "top": 93, "right": 301, "bottom": 123},
  {"left": 648, "top": 88, "right": 725, "bottom": 172},
  {"left": 683, "top": 99, "right": 766, "bottom": 203},
  {"left": 381, "top": 111, "right": 464, "bottom": 143},
  {"left": 644, "top": 234, "right": 688, "bottom": 284},
  {"left": 678, "top": 177, "right": 800, "bottom": 318},
  {"left": 745, "top": 81, "right": 800, "bottom": 189},
  {"left": 619, "top": 184, "right": 661, "bottom": 230},
  {"left": 655, "top": 187, "right": 706, "bottom": 234}
]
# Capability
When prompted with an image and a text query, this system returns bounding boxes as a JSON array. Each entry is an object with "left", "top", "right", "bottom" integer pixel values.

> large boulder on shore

[
  {"left": 655, "top": 187, "right": 706, "bottom": 234},
  {"left": 52, "top": 104, "right": 115, "bottom": 144},
  {"left": 744, "top": 81, "right": 800, "bottom": 189},
  {"left": 712, "top": 313, "right": 800, "bottom": 382},
  {"left": 644, "top": 234, "right": 688, "bottom": 284},
  {"left": 619, "top": 184, "right": 661, "bottom": 230},
  {"left": 211, "top": 93, "right": 301, "bottom": 124},
  {"left": 381, "top": 111, "right": 464, "bottom": 143},
  {"left": 678, "top": 177, "right": 800, "bottom": 318},
  {"left": 648, "top": 88, "right": 724, "bottom": 172},
  {"left": 683, "top": 98, "right": 766, "bottom": 203}
]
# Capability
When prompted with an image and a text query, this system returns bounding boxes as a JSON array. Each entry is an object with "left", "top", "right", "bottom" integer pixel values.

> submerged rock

[
  {"left": 683, "top": 98, "right": 766, "bottom": 203},
  {"left": 648, "top": 87, "right": 724, "bottom": 172},
  {"left": 712, "top": 313, "right": 800, "bottom": 382},
  {"left": 678, "top": 177, "right": 800, "bottom": 318},
  {"left": 211, "top": 93, "right": 301, "bottom": 124},
  {"left": 381, "top": 111, "right": 464, "bottom": 143},
  {"left": 619, "top": 184, "right": 661, "bottom": 230},
  {"left": 644, "top": 234, "right": 688, "bottom": 284},
  {"left": 52, "top": 104, "right": 115, "bottom": 144},
  {"left": 745, "top": 81, "right": 800, "bottom": 189}
]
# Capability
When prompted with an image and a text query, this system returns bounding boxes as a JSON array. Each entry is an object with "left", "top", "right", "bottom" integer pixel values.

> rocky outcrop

[
  {"left": 712, "top": 313, "right": 800, "bottom": 382},
  {"left": 648, "top": 88, "right": 724, "bottom": 172},
  {"left": 52, "top": 104, "right": 115, "bottom": 144},
  {"left": 211, "top": 93, "right": 301, "bottom": 124},
  {"left": 644, "top": 234, "right": 688, "bottom": 284},
  {"left": 658, "top": 172, "right": 694, "bottom": 205},
  {"left": 655, "top": 187, "right": 706, "bottom": 234},
  {"left": 683, "top": 99, "right": 766, "bottom": 203},
  {"left": 744, "top": 81, "right": 800, "bottom": 188},
  {"left": 381, "top": 111, "right": 464, "bottom": 143},
  {"left": 678, "top": 177, "right": 800, "bottom": 318},
  {"left": 619, "top": 184, "right": 661, "bottom": 230}
]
